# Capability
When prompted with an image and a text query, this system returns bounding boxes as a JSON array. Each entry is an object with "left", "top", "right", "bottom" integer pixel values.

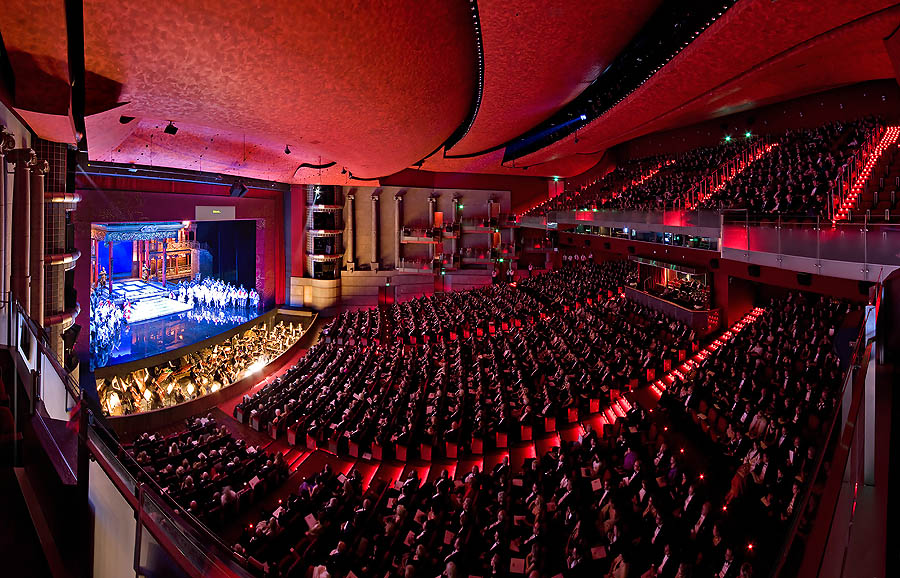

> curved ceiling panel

[
  {"left": 0, "top": 0, "right": 69, "bottom": 115},
  {"left": 420, "top": 147, "right": 605, "bottom": 178},
  {"left": 516, "top": 0, "right": 900, "bottom": 167},
  {"left": 82, "top": 0, "right": 476, "bottom": 179},
  {"left": 446, "top": 0, "right": 660, "bottom": 156}
]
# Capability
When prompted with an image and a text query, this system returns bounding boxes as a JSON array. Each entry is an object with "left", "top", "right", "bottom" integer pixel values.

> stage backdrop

[
  {"left": 195, "top": 220, "right": 257, "bottom": 290},
  {"left": 72, "top": 174, "right": 285, "bottom": 361}
]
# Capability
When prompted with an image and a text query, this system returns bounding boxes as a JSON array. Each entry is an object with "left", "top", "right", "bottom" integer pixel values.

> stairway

[
  {"left": 854, "top": 141, "right": 900, "bottom": 220},
  {"left": 836, "top": 126, "right": 900, "bottom": 221}
]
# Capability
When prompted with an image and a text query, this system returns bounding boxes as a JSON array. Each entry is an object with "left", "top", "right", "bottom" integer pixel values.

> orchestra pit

[{"left": 2, "top": 2, "right": 900, "bottom": 577}]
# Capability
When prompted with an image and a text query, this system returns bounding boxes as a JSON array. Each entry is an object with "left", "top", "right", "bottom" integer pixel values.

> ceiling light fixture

[
  {"left": 164, "top": 121, "right": 178, "bottom": 135},
  {"left": 284, "top": 145, "right": 291, "bottom": 154}
]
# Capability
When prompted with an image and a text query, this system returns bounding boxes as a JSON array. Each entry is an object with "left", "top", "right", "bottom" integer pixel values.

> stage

[
  {"left": 90, "top": 221, "right": 264, "bottom": 370},
  {"left": 112, "top": 279, "right": 194, "bottom": 323},
  {"left": 93, "top": 301, "right": 263, "bottom": 369},
  {"left": 92, "top": 278, "right": 264, "bottom": 369}
]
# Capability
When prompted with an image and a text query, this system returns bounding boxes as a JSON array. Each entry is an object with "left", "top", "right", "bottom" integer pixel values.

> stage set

[{"left": 89, "top": 221, "right": 263, "bottom": 370}]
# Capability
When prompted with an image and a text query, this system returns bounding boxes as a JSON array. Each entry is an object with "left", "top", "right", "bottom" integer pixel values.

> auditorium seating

[
  {"left": 234, "top": 261, "right": 694, "bottom": 461},
  {"left": 700, "top": 119, "right": 878, "bottom": 215},
  {"left": 223, "top": 289, "right": 854, "bottom": 578},
  {"left": 122, "top": 415, "right": 289, "bottom": 528},
  {"left": 601, "top": 141, "right": 750, "bottom": 212},
  {"left": 529, "top": 118, "right": 879, "bottom": 218},
  {"left": 234, "top": 399, "right": 766, "bottom": 578}
]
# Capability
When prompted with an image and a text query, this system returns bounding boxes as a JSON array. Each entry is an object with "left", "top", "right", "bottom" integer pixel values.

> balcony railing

[{"left": 1, "top": 292, "right": 253, "bottom": 577}]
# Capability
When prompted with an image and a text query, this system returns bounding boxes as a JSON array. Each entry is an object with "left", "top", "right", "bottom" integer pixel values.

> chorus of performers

[
  {"left": 97, "top": 319, "right": 304, "bottom": 416},
  {"left": 89, "top": 284, "right": 128, "bottom": 371},
  {"left": 170, "top": 276, "right": 260, "bottom": 311}
]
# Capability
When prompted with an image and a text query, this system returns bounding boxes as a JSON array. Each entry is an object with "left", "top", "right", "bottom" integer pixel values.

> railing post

[
  {"left": 134, "top": 484, "right": 145, "bottom": 574},
  {"left": 777, "top": 213, "right": 782, "bottom": 261},
  {"left": 863, "top": 214, "right": 868, "bottom": 281},
  {"left": 30, "top": 367, "right": 39, "bottom": 416},
  {"left": 816, "top": 215, "right": 821, "bottom": 271}
]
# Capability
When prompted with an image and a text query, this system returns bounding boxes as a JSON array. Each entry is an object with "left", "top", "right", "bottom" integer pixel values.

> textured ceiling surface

[
  {"left": 0, "top": 0, "right": 70, "bottom": 115},
  {"left": 82, "top": 0, "right": 476, "bottom": 180},
  {"left": 516, "top": 0, "right": 900, "bottom": 168},
  {"left": 3, "top": 0, "right": 900, "bottom": 184},
  {"left": 445, "top": 0, "right": 660, "bottom": 156}
]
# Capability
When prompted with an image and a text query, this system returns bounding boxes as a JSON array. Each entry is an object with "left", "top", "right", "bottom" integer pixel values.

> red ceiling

[
  {"left": 2, "top": 0, "right": 899, "bottom": 184},
  {"left": 517, "top": 0, "right": 900, "bottom": 168},
  {"left": 81, "top": 0, "right": 476, "bottom": 180},
  {"left": 445, "top": 0, "right": 659, "bottom": 156}
]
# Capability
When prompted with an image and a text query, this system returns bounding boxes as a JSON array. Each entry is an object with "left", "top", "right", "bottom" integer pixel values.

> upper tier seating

[
  {"left": 700, "top": 119, "right": 877, "bottom": 216},
  {"left": 531, "top": 118, "right": 878, "bottom": 218}
]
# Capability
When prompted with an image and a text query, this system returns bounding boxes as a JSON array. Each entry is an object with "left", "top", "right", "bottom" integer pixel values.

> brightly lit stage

[
  {"left": 112, "top": 279, "right": 194, "bottom": 323},
  {"left": 90, "top": 220, "right": 264, "bottom": 370}
]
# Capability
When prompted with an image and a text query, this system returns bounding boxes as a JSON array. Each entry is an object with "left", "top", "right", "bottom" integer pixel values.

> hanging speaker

[
  {"left": 797, "top": 272, "right": 812, "bottom": 286},
  {"left": 748, "top": 265, "right": 761, "bottom": 277},
  {"left": 604, "top": 242, "right": 611, "bottom": 250},
  {"left": 627, "top": 246, "right": 636, "bottom": 254},
  {"left": 710, "top": 258, "right": 719, "bottom": 270}
]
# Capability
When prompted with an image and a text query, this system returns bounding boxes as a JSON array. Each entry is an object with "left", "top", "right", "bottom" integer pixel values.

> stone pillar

[
  {"left": 394, "top": 194, "right": 402, "bottom": 269},
  {"left": 345, "top": 192, "right": 355, "bottom": 267},
  {"left": 428, "top": 195, "right": 437, "bottom": 261},
  {"left": 0, "top": 129, "right": 16, "bottom": 303},
  {"left": 371, "top": 192, "right": 380, "bottom": 269},
  {"left": 10, "top": 148, "right": 36, "bottom": 314},
  {"left": 451, "top": 196, "right": 460, "bottom": 261},
  {"left": 29, "top": 160, "right": 48, "bottom": 324},
  {"left": 487, "top": 198, "right": 496, "bottom": 257}
]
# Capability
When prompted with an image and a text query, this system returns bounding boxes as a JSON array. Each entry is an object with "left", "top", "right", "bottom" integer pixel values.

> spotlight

[
  {"left": 724, "top": 135, "right": 732, "bottom": 142},
  {"left": 229, "top": 181, "right": 248, "bottom": 198},
  {"left": 284, "top": 145, "right": 291, "bottom": 154},
  {"left": 580, "top": 114, "right": 587, "bottom": 121},
  {"left": 164, "top": 121, "right": 178, "bottom": 135},
  {"left": 744, "top": 131, "right": 752, "bottom": 138}
]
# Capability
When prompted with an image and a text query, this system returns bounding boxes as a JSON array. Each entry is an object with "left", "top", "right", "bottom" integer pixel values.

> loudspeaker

[
  {"left": 797, "top": 272, "right": 812, "bottom": 286},
  {"left": 229, "top": 181, "right": 248, "bottom": 197},
  {"left": 748, "top": 265, "right": 761, "bottom": 277},
  {"left": 710, "top": 258, "right": 719, "bottom": 270},
  {"left": 604, "top": 242, "right": 611, "bottom": 250},
  {"left": 627, "top": 246, "right": 635, "bottom": 254},
  {"left": 858, "top": 281, "right": 873, "bottom": 296},
  {"left": 584, "top": 239, "right": 591, "bottom": 247}
]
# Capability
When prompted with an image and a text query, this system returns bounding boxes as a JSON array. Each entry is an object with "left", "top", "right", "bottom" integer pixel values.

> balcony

[{"left": 521, "top": 208, "right": 900, "bottom": 282}]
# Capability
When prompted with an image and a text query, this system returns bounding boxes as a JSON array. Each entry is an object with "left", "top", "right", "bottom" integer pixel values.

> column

[
  {"left": 345, "top": 192, "right": 355, "bottom": 268},
  {"left": 451, "top": 196, "right": 460, "bottom": 262},
  {"left": 10, "top": 148, "right": 36, "bottom": 314},
  {"left": 487, "top": 198, "right": 496, "bottom": 258},
  {"left": 394, "top": 194, "right": 402, "bottom": 269},
  {"left": 371, "top": 192, "right": 380, "bottom": 269},
  {"left": 29, "top": 160, "right": 48, "bottom": 324},
  {"left": 91, "top": 239, "right": 97, "bottom": 284},
  {"left": 0, "top": 128, "right": 16, "bottom": 303},
  {"left": 107, "top": 242, "right": 113, "bottom": 293},
  {"left": 428, "top": 195, "right": 437, "bottom": 262},
  {"left": 162, "top": 239, "right": 167, "bottom": 285}
]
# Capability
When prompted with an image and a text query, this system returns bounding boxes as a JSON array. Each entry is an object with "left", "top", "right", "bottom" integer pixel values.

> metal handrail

[{"left": 86, "top": 408, "right": 254, "bottom": 577}]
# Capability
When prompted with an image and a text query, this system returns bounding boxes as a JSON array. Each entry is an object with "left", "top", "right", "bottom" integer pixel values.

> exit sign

[{"left": 195, "top": 206, "right": 236, "bottom": 220}]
